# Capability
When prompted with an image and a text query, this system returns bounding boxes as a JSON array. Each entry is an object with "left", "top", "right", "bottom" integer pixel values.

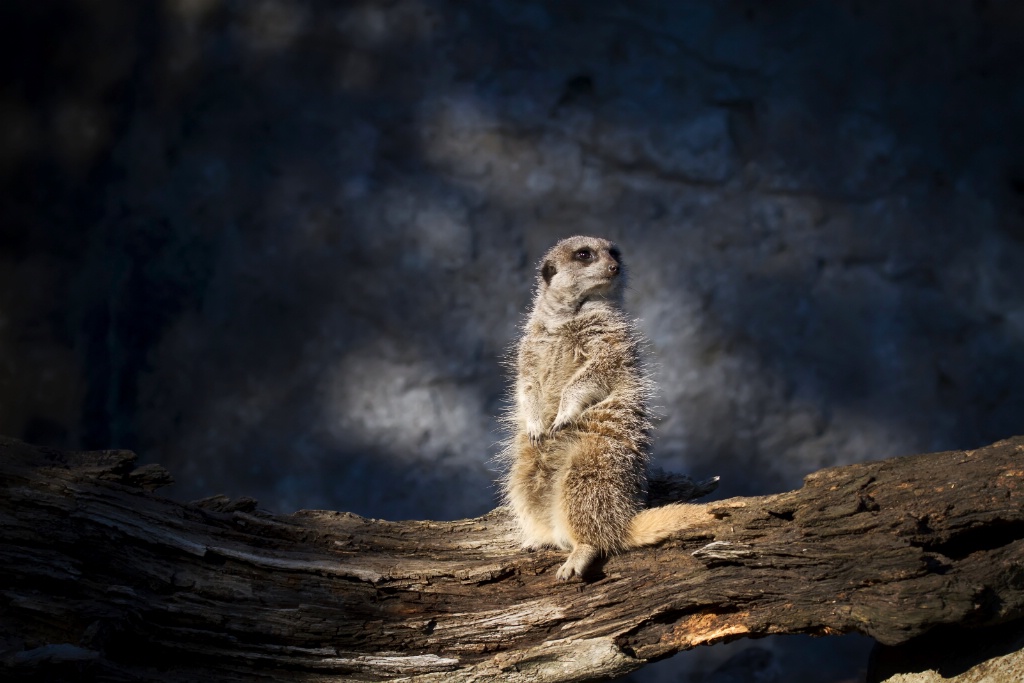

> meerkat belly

[
  {"left": 516, "top": 437, "right": 604, "bottom": 552},
  {"left": 575, "top": 394, "right": 644, "bottom": 440}
]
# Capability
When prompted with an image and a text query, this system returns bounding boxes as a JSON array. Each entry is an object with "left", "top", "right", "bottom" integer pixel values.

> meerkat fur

[{"left": 502, "top": 235, "right": 700, "bottom": 581}]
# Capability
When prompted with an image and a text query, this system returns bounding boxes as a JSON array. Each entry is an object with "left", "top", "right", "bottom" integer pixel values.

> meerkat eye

[{"left": 574, "top": 248, "right": 594, "bottom": 262}]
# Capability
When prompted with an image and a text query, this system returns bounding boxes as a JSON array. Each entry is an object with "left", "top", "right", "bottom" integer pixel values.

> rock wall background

[{"left": 3, "top": 1, "right": 1023, "bottom": 681}]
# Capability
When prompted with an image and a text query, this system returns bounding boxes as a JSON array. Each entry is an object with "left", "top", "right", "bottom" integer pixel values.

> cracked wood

[{"left": 1, "top": 435, "right": 1023, "bottom": 681}]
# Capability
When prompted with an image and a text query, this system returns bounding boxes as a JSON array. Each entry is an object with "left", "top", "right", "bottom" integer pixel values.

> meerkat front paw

[
  {"left": 555, "top": 544, "right": 599, "bottom": 581},
  {"left": 526, "top": 418, "right": 547, "bottom": 444},
  {"left": 548, "top": 412, "right": 574, "bottom": 437}
]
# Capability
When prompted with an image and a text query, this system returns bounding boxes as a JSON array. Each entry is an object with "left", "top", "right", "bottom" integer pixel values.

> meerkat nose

[{"left": 608, "top": 262, "right": 619, "bottom": 275}]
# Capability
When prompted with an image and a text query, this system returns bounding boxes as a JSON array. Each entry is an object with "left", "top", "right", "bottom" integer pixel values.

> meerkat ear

[{"left": 541, "top": 260, "right": 557, "bottom": 285}]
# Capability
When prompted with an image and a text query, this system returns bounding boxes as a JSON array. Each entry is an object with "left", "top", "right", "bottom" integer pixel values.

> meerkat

[{"left": 503, "top": 235, "right": 699, "bottom": 581}]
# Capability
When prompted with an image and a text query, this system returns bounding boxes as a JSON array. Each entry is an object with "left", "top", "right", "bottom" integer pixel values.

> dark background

[{"left": 2, "top": 1, "right": 1023, "bottom": 681}]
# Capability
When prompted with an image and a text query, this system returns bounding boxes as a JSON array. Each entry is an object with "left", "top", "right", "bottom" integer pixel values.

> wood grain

[{"left": 2, "top": 435, "right": 1023, "bottom": 681}]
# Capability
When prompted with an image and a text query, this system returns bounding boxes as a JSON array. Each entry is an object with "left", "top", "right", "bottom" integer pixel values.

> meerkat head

[{"left": 537, "top": 235, "right": 624, "bottom": 310}]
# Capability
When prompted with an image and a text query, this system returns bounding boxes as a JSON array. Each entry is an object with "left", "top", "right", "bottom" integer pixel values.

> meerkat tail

[{"left": 627, "top": 503, "right": 704, "bottom": 547}]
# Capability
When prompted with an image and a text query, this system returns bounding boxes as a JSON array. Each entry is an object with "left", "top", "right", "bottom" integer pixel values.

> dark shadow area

[
  {"left": 634, "top": 631, "right": 875, "bottom": 683},
  {"left": 868, "top": 617, "right": 1024, "bottom": 682}
]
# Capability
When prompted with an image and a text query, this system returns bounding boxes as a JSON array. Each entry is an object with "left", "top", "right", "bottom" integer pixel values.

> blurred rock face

[{"left": 2, "top": 0, "right": 1023, "bottom": 522}]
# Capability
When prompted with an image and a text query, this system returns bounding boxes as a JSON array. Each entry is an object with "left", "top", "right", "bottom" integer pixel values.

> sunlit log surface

[{"left": 2, "top": 435, "right": 1023, "bottom": 682}]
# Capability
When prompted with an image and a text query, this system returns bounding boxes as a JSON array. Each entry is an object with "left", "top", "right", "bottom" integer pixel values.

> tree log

[{"left": 1, "top": 435, "right": 1023, "bottom": 682}]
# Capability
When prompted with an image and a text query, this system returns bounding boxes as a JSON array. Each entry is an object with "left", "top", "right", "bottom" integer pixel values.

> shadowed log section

[{"left": 1, "top": 435, "right": 1023, "bottom": 682}]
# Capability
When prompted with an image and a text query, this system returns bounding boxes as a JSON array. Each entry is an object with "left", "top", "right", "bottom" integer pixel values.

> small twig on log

[{"left": 1, "top": 435, "right": 1023, "bottom": 682}]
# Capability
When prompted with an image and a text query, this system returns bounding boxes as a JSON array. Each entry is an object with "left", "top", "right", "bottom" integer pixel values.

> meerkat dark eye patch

[
  {"left": 574, "top": 248, "right": 594, "bottom": 263},
  {"left": 609, "top": 247, "right": 621, "bottom": 262},
  {"left": 542, "top": 260, "right": 557, "bottom": 284}
]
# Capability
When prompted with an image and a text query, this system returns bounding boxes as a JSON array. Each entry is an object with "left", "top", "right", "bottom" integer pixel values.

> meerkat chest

[{"left": 529, "top": 330, "right": 587, "bottom": 377}]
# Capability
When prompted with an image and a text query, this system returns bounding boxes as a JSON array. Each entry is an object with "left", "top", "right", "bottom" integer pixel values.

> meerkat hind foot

[{"left": 556, "top": 543, "right": 599, "bottom": 581}]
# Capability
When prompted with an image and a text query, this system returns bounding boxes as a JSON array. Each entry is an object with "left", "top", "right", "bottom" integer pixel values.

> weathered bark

[{"left": 1, "top": 435, "right": 1023, "bottom": 682}]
